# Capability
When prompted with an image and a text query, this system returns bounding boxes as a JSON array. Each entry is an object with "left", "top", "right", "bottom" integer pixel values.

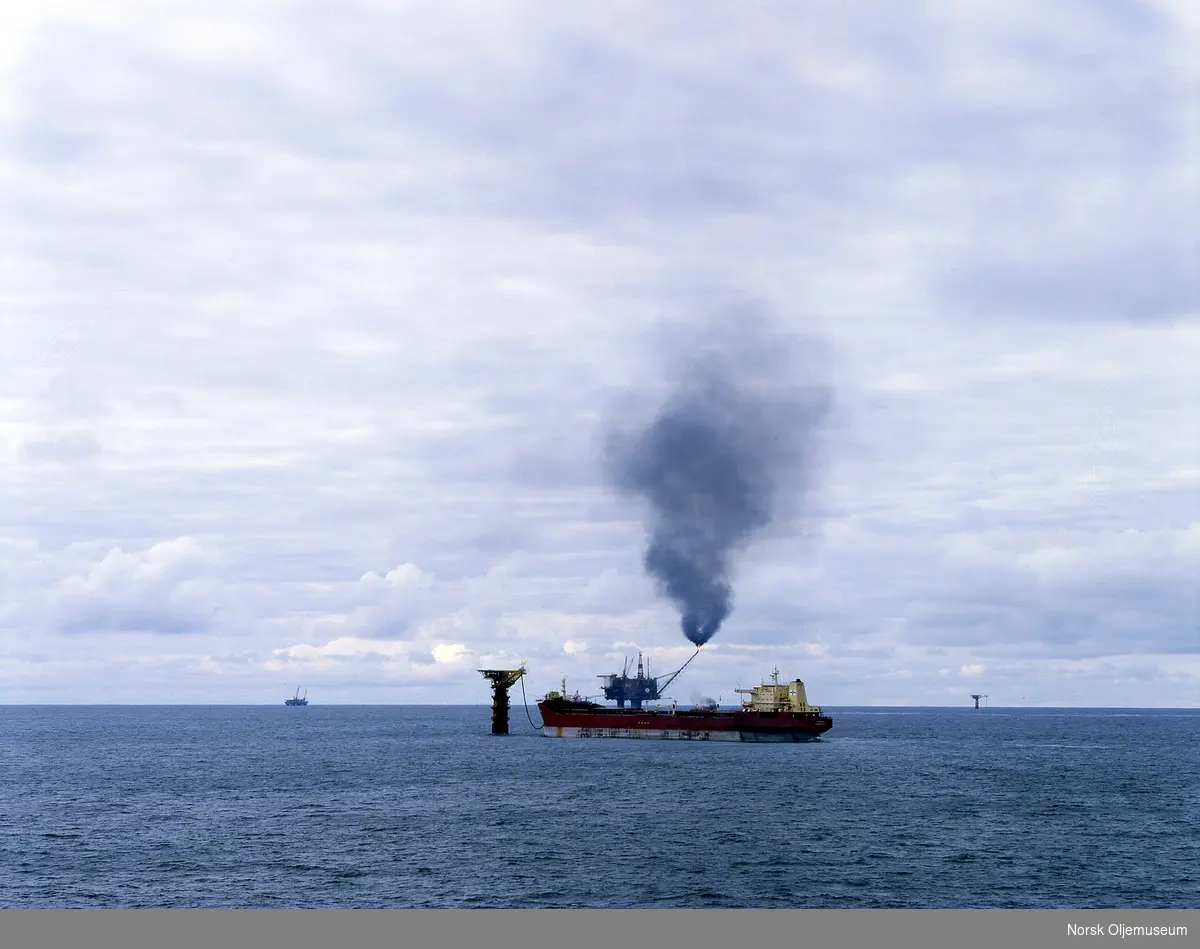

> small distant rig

[{"left": 971, "top": 693, "right": 989, "bottom": 709}]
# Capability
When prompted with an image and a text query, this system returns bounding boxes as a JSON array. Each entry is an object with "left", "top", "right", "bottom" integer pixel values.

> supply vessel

[{"left": 537, "top": 662, "right": 832, "bottom": 742}]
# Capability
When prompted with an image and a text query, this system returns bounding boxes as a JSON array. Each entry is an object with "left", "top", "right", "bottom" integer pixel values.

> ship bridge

[{"left": 735, "top": 668, "right": 820, "bottom": 714}]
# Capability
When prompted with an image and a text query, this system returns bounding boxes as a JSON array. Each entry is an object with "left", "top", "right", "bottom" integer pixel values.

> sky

[{"left": 1, "top": 0, "right": 1196, "bottom": 707}]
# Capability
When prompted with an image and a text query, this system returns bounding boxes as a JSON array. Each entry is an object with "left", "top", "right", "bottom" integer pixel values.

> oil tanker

[{"left": 537, "top": 665, "right": 832, "bottom": 742}]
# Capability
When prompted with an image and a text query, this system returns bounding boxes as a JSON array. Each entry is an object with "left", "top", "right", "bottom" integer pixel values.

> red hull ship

[{"left": 538, "top": 666, "right": 832, "bottom": 743}]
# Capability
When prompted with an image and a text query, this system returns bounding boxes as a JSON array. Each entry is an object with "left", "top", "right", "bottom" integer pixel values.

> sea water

[{"left": 1, "top": 705, "right": 1197, "bottom": 908}]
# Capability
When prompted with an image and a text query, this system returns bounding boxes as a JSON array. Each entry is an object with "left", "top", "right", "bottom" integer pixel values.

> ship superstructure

[{"left": 735, "top": 668, "right": 820, "bottom": 713}]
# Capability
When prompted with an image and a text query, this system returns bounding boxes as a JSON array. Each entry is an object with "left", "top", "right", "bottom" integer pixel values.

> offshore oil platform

[
  {"left": 478, "top": 667, "right": 527, "bottom": 734},
  {"left": 284, "top": 686, "right": 308, "bottom": 706},
  {"left": 540, "top": 666, "right": 832, "bottom": 742},
  {"left": 597, "top": 650, "right": 696, "bottom": 708}
]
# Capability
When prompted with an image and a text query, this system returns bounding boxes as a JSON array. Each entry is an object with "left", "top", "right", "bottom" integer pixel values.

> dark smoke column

[{"left": 605, "top": 308, "right": 830, "bottom": 646}]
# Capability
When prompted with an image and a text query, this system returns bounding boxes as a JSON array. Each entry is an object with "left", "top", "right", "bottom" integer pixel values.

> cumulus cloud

[
  {"left": 51, "top": 537, "right": 217, "bottom": 635},
  {"left": 266, "top": 635, "right": 473, "bottom": 673}
]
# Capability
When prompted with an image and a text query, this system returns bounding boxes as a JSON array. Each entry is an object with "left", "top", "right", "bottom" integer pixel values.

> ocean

[{"left": 2, "top": 705, "right": 1197, "bottom": 908}]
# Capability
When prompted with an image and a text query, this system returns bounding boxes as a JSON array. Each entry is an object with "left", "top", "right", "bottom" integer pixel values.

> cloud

[
  {"left": 19, "top": 430, "right": 102, "bottom": 465},
  {"left": 266, "top": 635, "right": 473, "bottom": 672},
  {"left": 51, "top": 537, "right": 217, "bottom": 635},
  {"left": 0, "top": 1, "right": 1194, "bottom": 705}
]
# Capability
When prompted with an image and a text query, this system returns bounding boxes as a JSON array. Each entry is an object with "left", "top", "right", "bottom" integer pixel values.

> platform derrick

[{"left": 478, "top": 667, "right": 527, "bottom": 735}]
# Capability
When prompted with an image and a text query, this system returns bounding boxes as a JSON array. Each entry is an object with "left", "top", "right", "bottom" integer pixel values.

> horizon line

[{"left": 1, "top": 702, "right": 1197, "bottom": 710}]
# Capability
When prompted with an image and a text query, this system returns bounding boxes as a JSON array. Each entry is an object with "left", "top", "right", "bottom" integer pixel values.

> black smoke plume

[{"left": 604, "top": 308, "right": 830, "bottom": 646}]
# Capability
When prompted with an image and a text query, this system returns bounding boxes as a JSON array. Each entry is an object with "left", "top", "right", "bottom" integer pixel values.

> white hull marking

[
  {"left": 542, "top": 726, "right": 822, "bottom": 742},
  {"left": 545, "top": 726, "right": 737, "bottom": 741}
]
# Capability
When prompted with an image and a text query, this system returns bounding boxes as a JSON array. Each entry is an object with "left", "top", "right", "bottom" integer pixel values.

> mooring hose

[{"left": 520, "top": 674, "right": 544, "bottom": 730}]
